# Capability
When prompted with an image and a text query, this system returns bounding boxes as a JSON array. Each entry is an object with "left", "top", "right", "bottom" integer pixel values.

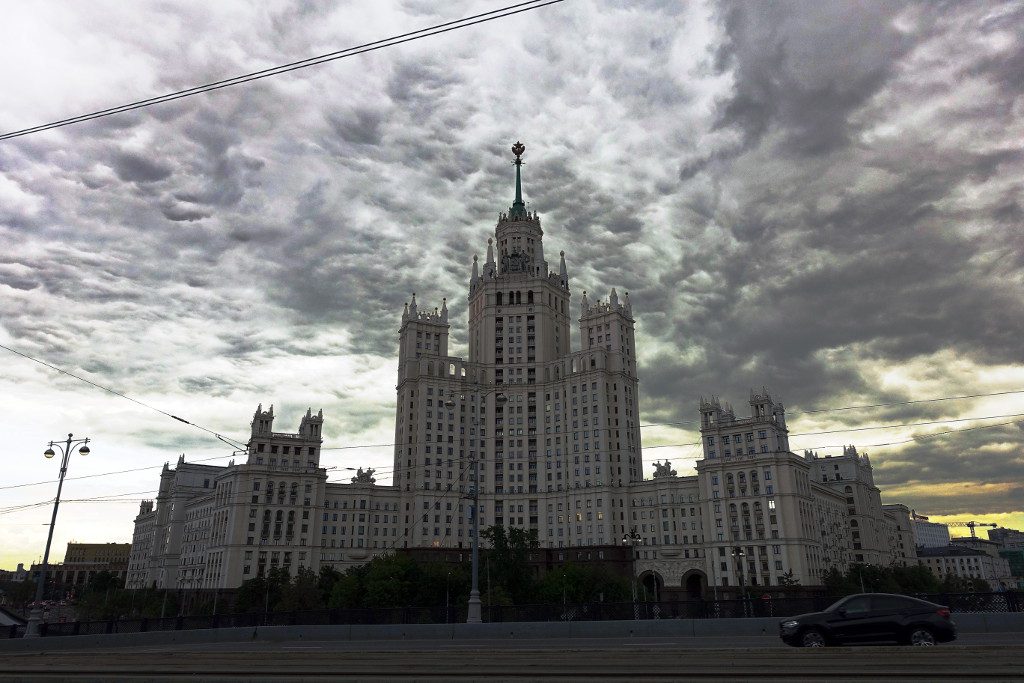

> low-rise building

[
  {"left": 988, "top": 527, "right": 1024, "bottom": 550},
  {"left": 29, "top": 542, "right": 130, "bottom": 588},
  {"left": 949, "top": 537, "right": 1004, "bottom": 558},
  {"left": 917, "top": 545, "right": 1013, "bottom": 589},
  {"left": 0, "top": 563, "right": 29, "bottom": 583}
]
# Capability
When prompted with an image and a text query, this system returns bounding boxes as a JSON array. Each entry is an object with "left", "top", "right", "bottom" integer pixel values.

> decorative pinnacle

[{"left": 510, "top": 140, "right": 526, "bottom": 219}]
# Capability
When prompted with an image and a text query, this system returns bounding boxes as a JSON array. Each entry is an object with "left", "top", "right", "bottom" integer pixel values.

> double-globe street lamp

[
  {"left": 622, "top": 527, "right": 643, "bottom": 620},
  {"left": 445, "top": 387, "right": 507, "bottom": 624},
  {"left": 25, "top": 433, "right": 91, "bottom": 638}
]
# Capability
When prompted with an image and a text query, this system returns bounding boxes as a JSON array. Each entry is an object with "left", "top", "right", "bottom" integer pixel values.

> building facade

[
  {"left": 989, "top": 527, "right": 1024, "bottom": 550},
  {"left": 911, "top": 513, "right": 951, "bottom": 548},
  {"left": 126, "top": 143, "right": 917, "bottom": 596},
  {"left": 29, "top": 542, "right": 130, "bottom": 588},
  {"left": 917, "top": 545, "right": 1013, "bottom": 588}
]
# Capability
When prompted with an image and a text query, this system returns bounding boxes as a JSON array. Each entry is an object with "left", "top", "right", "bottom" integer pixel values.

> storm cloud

[{"left": 1, "top": 0, "right": 1022, "bottom": 565}]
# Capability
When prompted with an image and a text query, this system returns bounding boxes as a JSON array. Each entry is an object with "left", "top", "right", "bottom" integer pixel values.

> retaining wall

[{"left": 2, "top": 612, "right": 1021, "bottom": 653}]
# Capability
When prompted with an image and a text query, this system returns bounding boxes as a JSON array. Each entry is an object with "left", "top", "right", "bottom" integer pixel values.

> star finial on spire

[{"left": 510, "top": 141, "right": 527, "bottom": 219}]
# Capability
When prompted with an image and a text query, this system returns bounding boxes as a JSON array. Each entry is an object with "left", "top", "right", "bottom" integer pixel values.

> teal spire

[{"left": 510, "top": 140, "right": 527, "bottom": 220}]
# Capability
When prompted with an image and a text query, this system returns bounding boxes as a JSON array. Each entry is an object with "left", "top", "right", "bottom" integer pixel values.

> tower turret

[
  {"left": 251, "top": 403, "right": 274, "bottom": 436},
  {"left": 397, "top": 292, "right": 451, "bottom": 382},
  {"left": 299, "top": 407, "right": 324, "bottom": 439},
  {"left": 485, "top": 239, "right": 496, "bottom": 278}
]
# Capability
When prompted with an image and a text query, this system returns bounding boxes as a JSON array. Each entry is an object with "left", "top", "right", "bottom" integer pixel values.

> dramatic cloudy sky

[{"left": 2, "top": 0, "right": 1022, "bottom": 568}]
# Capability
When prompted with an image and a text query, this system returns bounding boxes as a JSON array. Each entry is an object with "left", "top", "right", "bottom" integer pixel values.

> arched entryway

[
  {"left": 682, "top": 569, "right": 708, "bottom": 599},
  {"left": 638, "top": 571, "right": 664, "bottom": 602}
]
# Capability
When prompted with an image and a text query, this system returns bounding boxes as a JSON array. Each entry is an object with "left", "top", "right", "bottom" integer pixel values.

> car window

[
  {"left": 871, "top": 596, "right": 913, "bottom": 611},
  {"left": 825, "top": 597, "right": 848, "bottom": 612},
  {"left": 841, "top": 596, "right": 872, "bottom": 614}
]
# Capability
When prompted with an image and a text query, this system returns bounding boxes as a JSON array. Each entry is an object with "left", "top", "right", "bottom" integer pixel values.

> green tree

[
  {"left": 324, "top": 553, "right": 472, "bottom": 610},
  {"left": 328, "top": 571, "right": 365, "bottom": 609},
  {"left": 890, "top": 564, "right": 939, "bottom": 593},
  {"left": 939, "top": 574, "right": 990, "bottom": 593},
  {"left": 317, "top": 566, "right": 342, "bottom": 605},
  {"left": 777, "top": 570, "right": 801, "bottom": 587},
  {"left": 481, "top": 525, "right": 539, "bottom": 604},
  {"left": 275, "top": 567, "right": 321, "bottom": 612},
  {"left": 822, "top": 567, "right": 855, "bottom": 595},
  {"left": 233, "top": 567, "right": 289, "bottom": 613},
  {"left": 536, "top": 564, "right": 629, "bottom": 604}
]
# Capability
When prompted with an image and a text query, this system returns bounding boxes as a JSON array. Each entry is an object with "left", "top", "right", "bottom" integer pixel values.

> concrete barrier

[
  {"left": 2, "top": 612, "right": 1022, "bottom": 653},
  {"left": 953, "top": 612, "right": 1024, "bottom": 633}
]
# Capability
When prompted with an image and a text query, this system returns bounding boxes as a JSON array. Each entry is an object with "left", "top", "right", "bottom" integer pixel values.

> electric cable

[
  {"left": 0, "top": 342, "right": 248, "bottom": 450},
  {"left": 0, "top": 0, "right": 565, "bottom": 141},
  {"left": 5, "top": 342, "right": 1022, "bottom": 488}
]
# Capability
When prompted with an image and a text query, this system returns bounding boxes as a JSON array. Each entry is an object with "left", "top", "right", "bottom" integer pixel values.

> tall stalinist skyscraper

[
  {"left": 393, "top": 142, "right": 642, "bottom": 548},
  {"left": 126, "top": 143, "right": 915, "bottom": 594}
]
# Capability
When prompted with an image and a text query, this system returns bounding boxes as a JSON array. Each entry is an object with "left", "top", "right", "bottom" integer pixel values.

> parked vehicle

[{"left": 779, "top": 593, "right": 957, "bottom": 647}]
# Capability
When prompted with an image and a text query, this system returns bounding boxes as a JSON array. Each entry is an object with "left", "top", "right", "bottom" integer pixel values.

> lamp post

[
  {"left": 622, "top": 527, "right": 642, "bottom": 620},
  {"left": 25, "top": 433, "right": 91, "bottom": 638},
  {"left": 731, "top": 547, "right": 748, "bottom": 617},
  {"left": 445, "top": 570, "right": 451, "bottom": 623},
  {"left": 446, "top": 388, "right": 506, "bottom": 624}
]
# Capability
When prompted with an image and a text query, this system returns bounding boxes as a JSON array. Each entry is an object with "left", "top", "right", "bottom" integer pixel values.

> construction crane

[{"left": 947, "top": 521, "right": 997, "bottom": 538}]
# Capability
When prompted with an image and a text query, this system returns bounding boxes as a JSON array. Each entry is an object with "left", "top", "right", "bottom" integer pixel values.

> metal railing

[{"left": 6, "top": 591, "right": 1020, "bottom": 638}]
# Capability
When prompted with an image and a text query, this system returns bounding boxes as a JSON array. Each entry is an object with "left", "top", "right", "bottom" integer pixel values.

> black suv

[{"left": 779, "top": 593, "right": 957, "bottom": 647}]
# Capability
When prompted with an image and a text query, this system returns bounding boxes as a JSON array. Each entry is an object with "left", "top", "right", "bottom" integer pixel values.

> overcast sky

[{"left": 2, "top": 0, "right": 1022, "bottom": 568}]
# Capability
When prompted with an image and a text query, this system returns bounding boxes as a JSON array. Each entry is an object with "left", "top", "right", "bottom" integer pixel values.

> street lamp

[
  {"left": 731, "top": 547, "right": 748, "bottom": 616},
  {"left": 622, "top": 527, "right": 642, "bottom": 620},
  {"left": 25, "top": 433, "right": 91, "bottom": 638},
  {"left": 445, "top": 570, "right": 451, "bottom": 624},
  {"left": 445, "top": 388, "right": 506, "bottom": 624}
]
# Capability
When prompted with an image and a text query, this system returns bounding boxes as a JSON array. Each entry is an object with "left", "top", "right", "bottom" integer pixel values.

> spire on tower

[
  {"left": 509, "top": 141, "right": 527, "bottom": 220},
  {"left": 441, "top": 297, "right": 448, "bottom": 322},
  {"left": 581, "top": 290, "right": 589, "bottom": 311},
  {"left": 410, "top": 292, "right": 418, "bottom": 315},
  {"left": 472, "top": 254, "right": 479, "bottom": 282},
  {"left": 610, "top": 288, "right": 619, "bottom": 306}
]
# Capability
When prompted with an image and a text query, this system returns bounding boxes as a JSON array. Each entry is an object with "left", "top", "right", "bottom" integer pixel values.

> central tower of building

[{"left": 393, "top": 142, "right": 642, "bottom": 549}]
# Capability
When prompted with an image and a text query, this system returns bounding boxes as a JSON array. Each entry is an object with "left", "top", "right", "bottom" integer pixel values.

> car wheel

[
  {"left": 908, "top": 627, "right": 936, "bottom": 647},
  {"left": 800, "top": 628, "right": 827, "bottom": 648}
]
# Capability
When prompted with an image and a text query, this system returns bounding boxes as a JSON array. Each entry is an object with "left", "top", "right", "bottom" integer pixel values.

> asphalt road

[
  {"left": 1, "top": 637, "right": 1022, "bottom": 682},
  {"left": 89, "top": 631, "right": 1024, "bottom": 651}
]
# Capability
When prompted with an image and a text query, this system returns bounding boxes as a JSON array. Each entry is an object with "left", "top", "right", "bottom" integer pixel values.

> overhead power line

[
  {"left": 6, "top": 412, "right": 1021, "bottom": 519},
  {"left": 0, "top": 342, "right": 247, "bottom": 450},
  {"left": 639, "top": 411, "right": 1024, "bottom": 451},
  {"left": 0, "top": 0, "right": 565, "bottom": 141},
  {"left": 0, "top": 453, "right": 396, "bottom": 492},
  {"left": 636, "top": 388, "right": 1024, "bottom": 430},
  {"left": 4, "top": 405, "right": 1018, "bottom": 492},
  {"left": 652, "top": 414, "right": 1024, "bottom": 463},
  {"left": 793, "top": 389, "right": 1024, "bottom": 415},
  {"left": 4, "top": 342, "right": 1023, "bottom": 489}
]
